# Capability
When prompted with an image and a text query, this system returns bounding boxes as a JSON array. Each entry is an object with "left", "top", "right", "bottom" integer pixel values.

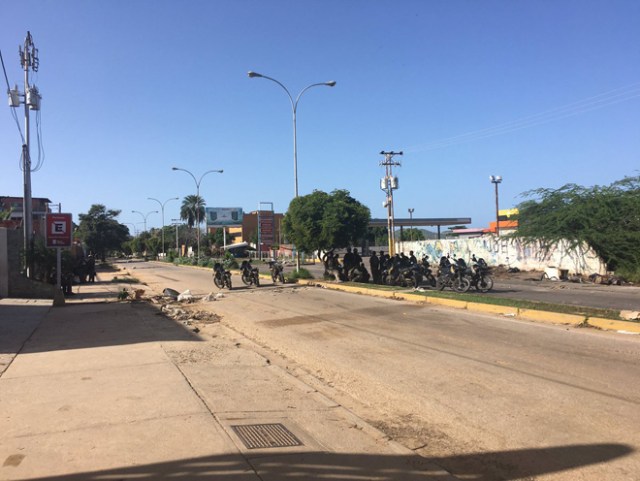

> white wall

[{"left": 398, "top": 236, "right": 606, "bottom": 275}]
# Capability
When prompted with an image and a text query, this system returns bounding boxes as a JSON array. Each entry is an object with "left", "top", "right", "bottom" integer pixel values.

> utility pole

[
  {"left": 379, "top": 151, "right": 402, "bottom": 256},
  {"left": 9, "top": 32, "right": 41, "bottom": 275},
  {"left": 171, "top": 219, "right": 182, "bottom": 256},
  {"left": 490, "top": 175, "right": 502, "bottom": 237}
]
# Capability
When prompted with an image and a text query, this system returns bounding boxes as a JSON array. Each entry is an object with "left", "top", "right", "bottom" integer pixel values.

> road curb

[{"left": 298, "top": 280, "right": 640, "bottom": 334}]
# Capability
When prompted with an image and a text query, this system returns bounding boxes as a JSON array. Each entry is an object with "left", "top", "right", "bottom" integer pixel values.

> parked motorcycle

[
  {"left": 269, "top": 260, "right": 285, "bottom": 284},
  {"left": 213, "top": 262, "right": 232, "bottom": 289},
  {"left": 418, "top": 256, "right": 437, "bottom": 288},
  {"left": 348, "top": 262, "right": 371, "bottom": 283},
  {"left": 436, "top": 255, "right": 471, "bottom": 293},
  {"left": 382, "top": 263, "right": 422, "bottom": 288},
  {"left": 470, "top": 254, "right": 493, "bottom": 292},
  {"left": 240, "top": 260, "right": 260, "bottom": 287}
]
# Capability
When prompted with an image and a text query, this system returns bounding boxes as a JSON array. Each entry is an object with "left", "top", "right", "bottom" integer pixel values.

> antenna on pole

[{"left": 379, "top": 151, "right": 403, "bottom": 255}]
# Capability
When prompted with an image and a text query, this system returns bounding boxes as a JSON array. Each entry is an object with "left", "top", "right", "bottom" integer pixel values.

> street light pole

[
  {"left": 490, "top": 175, "right": 503, "bottom": 237},
  {"left": 408, "top": 208, "right": 415, "bottom": 241},
  {"left": 148, "top": 197, "right": 179, "bottom": 256},
  {"left": 131, "top": 210, "right": 158, "bottom": 234},
  {"left": 123, "top": 222, "right": 138, "bottom": 237},
  {"left": 172, "top": 167, "right": 223, "bottom": 260},
  {"left": 248, "top": 71, "right": 335, "bottom": 270},
  {"left": 248, "top": 71, "right": 336, "bottom": 198}
]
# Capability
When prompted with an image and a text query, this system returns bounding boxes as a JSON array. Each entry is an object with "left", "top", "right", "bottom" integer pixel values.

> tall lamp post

[
  {"left": 490, "top": 175, "right": 502, "bottom": 237},
  {"left": 148, "top": 196, "right": 179, "bottom": 256},
  {"left": 248, "top": 71, "right": 336, "bottom": 270},
  {"left": 248, "top": 71, "right": 336, "bottom": 198},
  {"left": 172, "top": 167, "right": 223, "bottom": 259},
  {"left": 131, "top": 210, "right": 157, "bottom": 234},
  {"left": 408, "top": 208, "right": 415, "bottom": 241},
  {"left": 123, "top": 222, "right": 138, "bottom": 237}
]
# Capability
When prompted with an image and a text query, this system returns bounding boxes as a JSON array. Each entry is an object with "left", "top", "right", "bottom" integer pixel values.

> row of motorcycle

[
  {"left": 379, "top": 254, "right": 494, "bottom": 293},
  {"left": 212, "top": 260, "right": 285, "bottom": 290}
]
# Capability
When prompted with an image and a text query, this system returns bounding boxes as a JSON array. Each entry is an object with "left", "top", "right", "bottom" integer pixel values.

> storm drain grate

[{"left": 231, "top": 423, "right": 303, "bottom": 449}]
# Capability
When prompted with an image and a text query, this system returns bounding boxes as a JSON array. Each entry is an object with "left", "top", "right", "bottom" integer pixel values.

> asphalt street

[{"left": 125, "top": 260, "right": 640, "bottom": 481}]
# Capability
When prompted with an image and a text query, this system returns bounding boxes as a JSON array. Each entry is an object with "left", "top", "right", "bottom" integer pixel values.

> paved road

[
  {"left": 294, "top": 260, "right": 640, "bottom": 312},
  {"left": 126, "top": 261, "right": 640, "bottom": 481}
]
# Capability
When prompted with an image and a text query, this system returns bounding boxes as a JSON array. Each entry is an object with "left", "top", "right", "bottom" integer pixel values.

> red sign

[
  {"left": 259, "top": 212, "right": 275, "bottom": 253},
  {"left": 46, "top": 213, "right": 73, "bottom": 248}
]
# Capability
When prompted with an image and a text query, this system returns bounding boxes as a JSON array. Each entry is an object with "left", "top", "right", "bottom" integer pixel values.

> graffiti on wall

[{"left": 399, "top": 237, "right": 605, "bottom": 274}]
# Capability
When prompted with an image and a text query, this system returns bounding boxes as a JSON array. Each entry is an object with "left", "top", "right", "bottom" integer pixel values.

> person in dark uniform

[
  {"left": 369, "top": 251, "right": 380, "bottom": 284},
  {"left": 343, "top": 247, "right": 355, "bottom": 274}
]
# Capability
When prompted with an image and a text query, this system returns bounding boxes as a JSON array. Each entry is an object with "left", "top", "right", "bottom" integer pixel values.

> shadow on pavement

[
  {"left": 18, "top": 443, "right": 634, "bottom": 480},
  {"left": 3, "top": 301, "right": 201, "bottom": 355}
]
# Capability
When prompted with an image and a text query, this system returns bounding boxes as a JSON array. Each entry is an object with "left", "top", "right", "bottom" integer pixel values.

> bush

[
  {"left": 288, "top": 268, "right": 313, "bottom": 281},
  {"left": 614, "top": 267, "right": 640, "bottom": 284},
  {"left": 198, "top": 257, "right": 214, "bottom": 268}
]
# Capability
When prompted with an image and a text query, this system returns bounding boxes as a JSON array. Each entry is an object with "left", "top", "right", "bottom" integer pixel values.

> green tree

[
  {"left": 514, "top": 175, "right": 640, "bottom": 274},
  {"left": 77, "top": 204, "right": 129, "bottom": 261},
  {"left": 399, "top": 228, "right": 425, "bottom": 241},
  {"left": 366, "top": 226, "right": 388, "bottom": 246},
  {"left": 282, "top": 189, "right": 371, "bottom": 253}
]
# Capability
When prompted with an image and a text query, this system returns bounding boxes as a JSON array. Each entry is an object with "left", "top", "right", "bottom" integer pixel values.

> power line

[
  {"left": 0, "top": 48, "right": 25, "bottom": 142},
  {"left": 406, "top": 82, "right": 640, "bottom": 153}
]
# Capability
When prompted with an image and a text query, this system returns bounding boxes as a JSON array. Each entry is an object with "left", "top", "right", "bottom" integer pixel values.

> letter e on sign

[{"left": 46, "top": 213, "right": 73, "bottom": 248}]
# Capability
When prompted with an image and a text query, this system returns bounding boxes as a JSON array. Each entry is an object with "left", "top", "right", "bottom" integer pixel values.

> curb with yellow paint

[{"left": 297, "top": 279, "right": 640, "bottom": 334}]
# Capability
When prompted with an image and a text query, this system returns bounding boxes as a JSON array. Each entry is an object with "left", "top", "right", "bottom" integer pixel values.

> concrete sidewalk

[{"left": 0, "top": 276, "right": 457, "bottom": 480}]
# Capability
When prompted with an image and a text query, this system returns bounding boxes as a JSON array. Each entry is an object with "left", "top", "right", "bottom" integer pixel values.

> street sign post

[
  {"left": 46, "top": 213, "right": 73, "bottom": 248},
  {"left": 45, "top": 213, "right": 72, "bottom": 301}
]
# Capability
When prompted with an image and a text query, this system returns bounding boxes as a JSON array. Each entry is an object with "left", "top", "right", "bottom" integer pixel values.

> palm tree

[{"left": 180, "top": 195, "right": 206, "bottom": 229}]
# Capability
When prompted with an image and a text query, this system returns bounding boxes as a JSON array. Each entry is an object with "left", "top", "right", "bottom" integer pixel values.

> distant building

[
  {"left": 206, "top": 208, "right": 284, "bottom": 254},
  {"left": 0, "top": 196, "right": 52, "bottom": 236},
  {"left": 447, "top": 208, "right": 519, "bottom": 237}
]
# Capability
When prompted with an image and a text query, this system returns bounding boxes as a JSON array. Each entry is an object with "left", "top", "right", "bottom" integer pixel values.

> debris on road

[
  {"left": 177, "top": 289, "right": 194, "bottom": 302},
  {"left": 160, "top": 304, "right": 221, "bottom": 325},
  {"left": 620, "top": 310, "right": 640, "bottom": 321},
  {"left": 163, "top": 288, "right": 180, "bottom": 300}
]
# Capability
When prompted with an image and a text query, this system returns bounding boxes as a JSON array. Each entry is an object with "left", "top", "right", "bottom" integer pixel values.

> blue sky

[{"left": 1, "top": 0, "right": 639, "bottom": 233}]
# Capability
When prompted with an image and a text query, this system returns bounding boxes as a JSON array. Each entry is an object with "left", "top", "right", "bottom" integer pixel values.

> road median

[{"left": 297, "top": 279, "right": 640, "bottom": 334}]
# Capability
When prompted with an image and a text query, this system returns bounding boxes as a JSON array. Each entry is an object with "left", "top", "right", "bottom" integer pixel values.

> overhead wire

[
  {"left": 405, "top": 82, "right": 640, "bottom": 153},
  {"left": 33, "top": 109, "right": 45, "bottom": 172},
  {"left": 0, "top": 48, "right": 25, "bottom": 143}
]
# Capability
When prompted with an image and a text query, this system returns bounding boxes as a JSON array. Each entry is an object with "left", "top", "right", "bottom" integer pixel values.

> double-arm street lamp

[
  {"left": 131, "top": 210, "right": 158, "bottom": 234},
  {"left": 248, "top": 71, "right": 336, "bottom": 198},
  {"left": 490, "top": 175, "right": 503, "bottom": 237},
  {"left": 148, "top": 196, "right": 179, "bottom": 256},
  {"left": 172, "top": 167, "right": 223, "bottom": 259},
  {"left": 248, "top": 71, "right": 336, "bottom": 268}
]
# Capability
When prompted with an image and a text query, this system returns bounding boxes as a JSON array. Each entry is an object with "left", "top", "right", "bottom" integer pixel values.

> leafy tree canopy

[
  {"left": 514, "top": 175, "right": 640, "bottom": 272},
  {"left": 282, "top": 189, "right": 371, "bottom": 253},
  {"left": 399, "top": 228, "right": 425, "bottom": 242},
  {"left": 77, "top": 204, "right": 130, "bottom": 261}
]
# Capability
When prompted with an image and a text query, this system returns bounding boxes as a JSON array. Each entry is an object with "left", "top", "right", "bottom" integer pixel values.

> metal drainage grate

[{"left": 231, "top": 423, "right": 303, "bottom": 449}]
